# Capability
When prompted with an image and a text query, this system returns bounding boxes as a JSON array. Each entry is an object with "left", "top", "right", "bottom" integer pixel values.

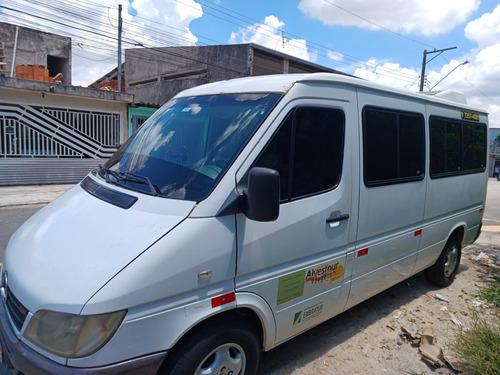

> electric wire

[
  {"left": 2, "top": 0, "right": 493, "bottom": 98},
  {"left": 0, "top": 0, "right": 421, "bottom": 84}
]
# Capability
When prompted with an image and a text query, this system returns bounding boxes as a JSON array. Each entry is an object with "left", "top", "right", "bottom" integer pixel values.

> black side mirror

[{"left": 245, "top": 167, "right": 280, "bottom": 222}]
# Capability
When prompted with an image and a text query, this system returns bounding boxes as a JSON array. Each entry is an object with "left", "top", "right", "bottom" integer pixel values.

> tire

[
  {"left": 425, "top": 234, "right": 461, "bottom": 287},
  {"left": 160, "top": 316, "right": 260, "bottom": 375}
]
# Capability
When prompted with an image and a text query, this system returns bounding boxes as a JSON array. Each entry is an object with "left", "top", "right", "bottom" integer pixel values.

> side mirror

[{"left": 245, "top": 167, "right": 280, "bottom": 222}]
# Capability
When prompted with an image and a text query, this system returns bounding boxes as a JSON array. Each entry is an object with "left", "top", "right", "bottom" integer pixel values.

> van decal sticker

[
  {"left": 293, "top": 311, "right": 303, "bottom": 325},
  {"left": 277, "top": 270, "right": 306, "bottom": 305},
  {"left": 304, "top": 262, "right": 343, "bottom": 285},
  {"left": 461, "top": 111, "right": 479, "bottom": 121},
  {"left": 211, "top": 292, "right": 235, "bottom": 308},
  {"left": 357, "top": 248, "right": 369, "bottom": 257},
  {"left": 293, "top": 302, "right": 324, "bottom": 325}
]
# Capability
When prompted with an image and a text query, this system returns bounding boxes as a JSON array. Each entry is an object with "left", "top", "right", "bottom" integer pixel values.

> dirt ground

[{"left": 257, "top": 234, "right": 500, "bottom": 375}]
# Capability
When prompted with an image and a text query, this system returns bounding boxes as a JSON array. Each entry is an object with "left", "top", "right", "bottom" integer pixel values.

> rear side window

[
  {"left": 430, "top": 116, "right": 487, "bottom": 178},
  {"left": 254, "top": 107, "right": 345, "bottom": 202},
  {"left": 363, "top": 107, "right": 425, "bottom": 186}
]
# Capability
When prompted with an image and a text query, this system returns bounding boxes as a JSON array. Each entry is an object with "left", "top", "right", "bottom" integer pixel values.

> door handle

[{"left": 326, "top": 213, "right": 350, "bottom": 227}]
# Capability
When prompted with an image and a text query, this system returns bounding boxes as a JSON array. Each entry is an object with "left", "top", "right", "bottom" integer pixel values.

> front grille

[{"left": 6, "top": 287, "right": 28, "bottom": 331}]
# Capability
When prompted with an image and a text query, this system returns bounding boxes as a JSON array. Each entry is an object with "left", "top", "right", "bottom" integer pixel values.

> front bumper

[{"left": 0, "top": 301, "right": 166, "bottom": 375}]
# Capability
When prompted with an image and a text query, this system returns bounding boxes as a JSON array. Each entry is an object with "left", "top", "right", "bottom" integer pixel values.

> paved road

[{"left": 485, "top": 178, "right": 500, "bottom": 224}]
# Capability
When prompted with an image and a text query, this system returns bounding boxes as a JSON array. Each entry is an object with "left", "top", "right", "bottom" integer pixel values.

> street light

[{"left": 429, "top": 60, "right": 469, "bottom": 91}]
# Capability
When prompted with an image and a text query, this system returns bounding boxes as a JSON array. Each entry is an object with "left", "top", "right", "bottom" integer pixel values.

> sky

[{"left": 1, "top": 0, "right": 499, "bottom": 128}]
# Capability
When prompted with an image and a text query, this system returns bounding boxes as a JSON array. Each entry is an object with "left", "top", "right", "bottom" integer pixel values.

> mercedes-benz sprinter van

[{"left": 0, "top": 73, "right": 488, "bottom": 374}]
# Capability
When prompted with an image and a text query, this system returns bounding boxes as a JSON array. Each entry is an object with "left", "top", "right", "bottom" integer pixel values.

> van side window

[
  {"left": 254, "top": 107, "right": 345, "bottom": 202},
  {"left": 362, "top": 107, "right": 425, "bottom": 186},
  {"left": 430, "top": 117, "right": 487, "bottom": 178}
]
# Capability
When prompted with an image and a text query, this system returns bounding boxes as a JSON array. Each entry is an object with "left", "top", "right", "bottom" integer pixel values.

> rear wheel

[
  {"left": 160, "top": 316, "right": 260, "bottom": 375},
  {"left": 425, "top": 234, "right": 461, "bottom": 287}
]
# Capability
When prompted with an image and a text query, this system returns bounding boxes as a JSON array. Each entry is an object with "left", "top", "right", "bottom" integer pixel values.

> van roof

[{"left": 176, "top": 73, "right": 487, "bottom": 113}]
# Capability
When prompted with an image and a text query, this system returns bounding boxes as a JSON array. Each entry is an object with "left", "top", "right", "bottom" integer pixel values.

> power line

[
  {"left": 438, "top": 55, "right": 499, "bottom": 107},
  {"left": 0, "top": 0, "right": 443, "bottom": 86}
]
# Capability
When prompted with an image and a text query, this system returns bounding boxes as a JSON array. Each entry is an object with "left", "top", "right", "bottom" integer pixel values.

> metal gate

[{"left": 0, "top": 103, "right": 121, "bottom": 185}]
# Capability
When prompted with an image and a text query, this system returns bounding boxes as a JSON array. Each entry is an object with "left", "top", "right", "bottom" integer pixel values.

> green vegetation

[
  {"left": 481, "top": 280, "right": 500, "bottom": 307},
  {"left": 452, "top": 311, "right": 500, "bottom": 374},
  {"left": 452, "top": 271, "right": 500, "bottom": 374}
]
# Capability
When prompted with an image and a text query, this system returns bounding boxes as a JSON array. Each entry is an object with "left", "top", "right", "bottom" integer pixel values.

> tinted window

[
  {"left": 430, "top": 117, "right": 487, "bottom": 178},
  {"left": 363, "top": 107, "right": 425, "bottom": 186},
  {"left": 255, "top": 107, "right": 345, "bottom": 202}
]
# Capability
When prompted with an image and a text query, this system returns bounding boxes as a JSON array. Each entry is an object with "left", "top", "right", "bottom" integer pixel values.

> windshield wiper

[
  {"left": 98, "top": 165, "right": 121, "bottom": 183},
  {"left": 118, "top": 171, "right": 161, "bottom": 196},
  {"left": 98, "top": 166, "right": 161, "bottom": 196}
]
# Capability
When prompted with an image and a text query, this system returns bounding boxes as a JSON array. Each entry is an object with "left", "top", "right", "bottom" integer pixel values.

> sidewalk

[{"left": 0, "top": 184, "right": 75, "bottom": 208}]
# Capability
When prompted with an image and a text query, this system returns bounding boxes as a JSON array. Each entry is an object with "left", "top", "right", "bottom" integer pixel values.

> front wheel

[
  {"left": 425, "top": 234, "right": 461, "bottom": 287},
  {"left": 160, "top": 316, "right": 260, "bottom": 375}
]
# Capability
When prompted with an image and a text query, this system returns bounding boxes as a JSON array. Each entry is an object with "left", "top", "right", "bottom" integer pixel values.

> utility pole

[
  {"left": 117, "top": 4, "right": 123, "bottom": 92},
  {"left": 419, "top": 46, "right": 457, "bottom": 92}
]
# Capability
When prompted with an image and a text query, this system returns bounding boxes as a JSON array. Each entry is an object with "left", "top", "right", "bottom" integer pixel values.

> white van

[{"left": 0, "top": 73, "right": 488, "bottom": 374}]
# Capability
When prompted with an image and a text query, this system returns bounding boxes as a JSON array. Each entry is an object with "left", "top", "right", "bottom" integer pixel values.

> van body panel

[
  {"left": 235, "top": 88, "right": 356, "bottom": 344},
  {"left": 346, "top": 238, "right": 419, "bottom": 309},
  {"left": 235, "top": 292, "right": 277, "bottom": 350},
  {"left": 349, "top": 91, "right": 426, "bottom": 308},
  {"left": 415, "top": 204, "right": 484, "bottom": 273},
  {"left": 417, "top": 101, "right": 488, "bottom": 272},
  {"left": 423, "top": 174, "right": 487, "bottom": 221},
  {"left": 272, "top": 252, "right": 350, "bottom": 343},
  {"left": 81, "top": 216, "right": 237, "bottom": 314},
  {"left": 5, "top": 180, "right": 194, "bottom": 315},
  {"left": 70, "top": 280, "right": 236, "bottom": 367}
]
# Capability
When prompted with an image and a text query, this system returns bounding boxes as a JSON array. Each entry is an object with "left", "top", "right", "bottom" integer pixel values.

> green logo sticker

[
  {"left": 277, "top": 269, "right": 305, "bottom": 305},
  {"left": 293, "top": 311, "right": 302, "bottom": 325}
]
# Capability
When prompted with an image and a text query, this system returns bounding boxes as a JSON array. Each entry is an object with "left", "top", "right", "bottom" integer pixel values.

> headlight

[{"left": 23, "top": 309, "right": 126, "bottom": 358}]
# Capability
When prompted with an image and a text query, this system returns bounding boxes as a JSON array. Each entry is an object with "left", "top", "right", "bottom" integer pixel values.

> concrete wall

[
  {"left": 125, "top": 44, "right": 346, "bottom": 107},
  {"left": 0, "top": 22, "right": 72, "bottom": 84},
  {"left": 125, "top": 44, "right": 250, "bottom": 106}
]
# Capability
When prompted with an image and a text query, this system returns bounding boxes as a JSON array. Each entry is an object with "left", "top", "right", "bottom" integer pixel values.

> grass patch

[
  {"left": 480, "top": 272, "right": 500, "bottom": 307},
  {"left": 452, "top": 266, "right": 500, "bottom": 375},
  {"left": 452, "top": 311, "right": 500, "bottom": 374}
]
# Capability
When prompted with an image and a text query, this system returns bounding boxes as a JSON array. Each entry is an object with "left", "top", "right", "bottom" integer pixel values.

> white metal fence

[{"left": 0, "top": 103, "right": 121, "bottom": 185}]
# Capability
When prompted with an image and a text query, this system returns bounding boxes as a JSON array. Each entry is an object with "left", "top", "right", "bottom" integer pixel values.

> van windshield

[{"left": 101, "top": 93, "right": 281, "bottom": 201}]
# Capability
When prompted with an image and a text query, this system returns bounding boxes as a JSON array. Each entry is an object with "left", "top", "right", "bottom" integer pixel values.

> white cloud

[
  {"left": 229, "top": 15, "right": 311, "bottom": 61},
  {"left": 129, "top": 0, "right": 202, "bottom": 44},
  {"left": 3, "top": 0, "right": 204, "bottom": 85},
  {"left": 327, "top": 50, "right": 344, "bottom": 62},
  {"left": 464, "top": 5, "right": 500, "bottom": 48},
  {"left": 3, "top": 0, "right": 204, "bottom": 84},
  {"left": 354, "top": 60, "right": 420, "bottom": 90},
  {"left": 345, "top": 4, "right": 500, "bottom": 128},
  {"left": 452, "top": 5, "right": 500, "bottom": 127},
  {"left": 298, "top": 0, "right": 480, "bottom": 36}
]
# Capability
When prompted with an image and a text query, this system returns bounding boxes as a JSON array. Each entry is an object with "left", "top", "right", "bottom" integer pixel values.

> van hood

[{"left": 5, "top": 180, "right": 196, "bottom": 315}]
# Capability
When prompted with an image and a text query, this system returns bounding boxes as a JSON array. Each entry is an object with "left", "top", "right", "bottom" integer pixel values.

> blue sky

[{"left": 1, "top": 0, "right": 499, "bottom": 127}]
